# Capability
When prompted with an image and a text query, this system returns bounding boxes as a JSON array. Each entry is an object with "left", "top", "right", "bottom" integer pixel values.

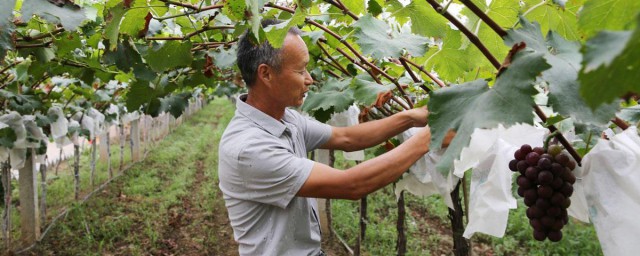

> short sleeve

[
  {"left": 288, "top": 110, "right": 331, "bottom": 151},
  {"left": 234, "top": 138, "right": 315, "bottom": 209}
]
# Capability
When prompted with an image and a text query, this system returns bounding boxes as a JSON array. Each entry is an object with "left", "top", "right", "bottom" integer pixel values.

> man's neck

[{"left": 245, "top": 90, "right": 286, "bottom": 120}]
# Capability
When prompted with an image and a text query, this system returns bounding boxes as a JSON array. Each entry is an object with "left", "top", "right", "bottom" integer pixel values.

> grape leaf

[
  {"left": 579, "top": 17, "right": 640, "bottom": 109},
  {"left": 208, "top": 44, "right": 237, "bottom": 69},
  {"left": 103, "top": 3, "right": 127, "bottom": 50},
  {"left": 505, "top": 18, "right": 618, "bottom": 125},
  {"left": 0, "top": 127, "right": 17, "bottom": 148},
  {"left": 0, "top": 0, "right": 16, "bottom": 61},
  {"left": 578, "top": 0, "right": 640, "bottom": 38},
  {"left": 428, "top": 50, "right": 550, "bottom": 174},
  {"left": 159, "top": 93, "right": 190, "bottom": 118},
  {"left": 264, "top": 9, "right": 306, "bottom": 48},
  {"left": 367, "top": 0, "right": 383, "bottom": 17},
  {"left": 352, "top": 14, "right": 428, "bottom": 59},
  {"left": 415, "top": 28, "right": 483, "bottom": 83},
  {"left": 521, "top": 0, "right": 583, "bottom": 41},
  {"left": 120, "top": 7, "right": 150, "bottom": 37},
  {"left": 351, "top": 77, "right": 395, "bottom": 106},
  {"left": 302, "top": 78, "right": 354, "bottom": 114},
  {"left": 388, "top": 0, "right": 448, "bottom": 38},
  {"left": 126, "top": 80, "right": 156, "bottom": 111},
  {"left": 144, "top": 41, "right": 193, "bottom": 72},
  {"left": 460, "top": 0, "right": 519, "bottom": 62},
  {"left": 22, "top": 0, "right": 88, "bottom": 30}
]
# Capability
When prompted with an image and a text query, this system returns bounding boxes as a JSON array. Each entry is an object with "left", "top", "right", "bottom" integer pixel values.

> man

[{"left": 218, "top": 21, "right": 445, "bottom": 256}]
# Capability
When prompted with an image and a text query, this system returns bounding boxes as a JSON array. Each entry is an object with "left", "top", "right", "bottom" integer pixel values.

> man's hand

[{"left": 405, "top": 106, "right": 429, "bottom": 127}]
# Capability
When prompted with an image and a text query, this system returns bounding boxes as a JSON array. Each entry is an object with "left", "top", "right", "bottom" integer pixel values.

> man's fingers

[{"left": 442, "top": 129, "right": 456, "bottom": 147}]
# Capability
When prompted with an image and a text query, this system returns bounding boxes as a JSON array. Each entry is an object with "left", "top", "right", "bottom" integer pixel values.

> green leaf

[
  {"left": 159, "top": 93, "right": 190, "bottom": 118},
  {"left": 144, "top": 41, "right": 193, "bottom": 72},
  {"left": 120, "top": 8, "right": 150, "bottom": 37},
  {"left": 208, "top": 44, "right": 237, "bottom": 69},
  {"left": 352, "top": 14, "right": 428, "bottom": 59},
  {"left": 54, "top": 32, "right": 83, "bottom": 58},
  {"left": 224, "top": 0, "right": 246, "bottom": 20},
  {"left": 619, "top": 105, "right": 640, "bottom": 123},
  {"left": 103, "top": 3, "right": 127, "bottom": 51},
  {"left": 22, "top": 0, "right": 88, "bottom": 30},
  {"left": 264, "top": 9, "right": 306, "bottom": 48},
  {"left": 416, "top": 28, "right": 482, "bottom": 82},
  {"left": 126, "top": 80, "right": 155, "bottom": 111},
  {"left": 367, "top": 0, "right": 383, "bottom": 17},
  {"left": 302, "top": 79, "right": 354, "bottom": 114},
  {"left": 0, "top": 127, "right": 17, "bottom": 148},
  {"left": 428, "top": 50, "right": 550, "bottom": 174},
  {"left": 579, "top": 17, "right": 640, "bottom": 109},
  {"left": 351, "top": 77, "right": 395, "bottom": 106},
  {"left": 0, "top": 0, "right": 16, "bottom": 61},
  {"left": 505, "top": 18, "right": 618, "bottom": 125},
  {"left": 388, "top": 0, "right": 448, "bottom": 38},
  {"left": 521, "top": 0, "right": 583, "bottom": 41},
  {"left": 578, "top": 0, "right": 640, "bottom": 38},
  {"left": 15, "top": 59, "right": 32, "bottom": 82}
]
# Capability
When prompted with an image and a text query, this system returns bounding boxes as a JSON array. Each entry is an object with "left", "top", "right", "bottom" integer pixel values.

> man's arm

[
  {"left": 319, "top": 107, "right": 428, "bottom": 152},
  {"left": 297, "top": 126, "right": 432, "bottom": 200}
]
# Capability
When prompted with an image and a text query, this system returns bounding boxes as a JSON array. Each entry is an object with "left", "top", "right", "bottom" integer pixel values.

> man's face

[{"left": 272, "top": 34, "right": 313, "bottom": 107}]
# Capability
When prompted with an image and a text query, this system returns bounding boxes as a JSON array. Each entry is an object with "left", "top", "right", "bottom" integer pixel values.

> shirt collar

[{"left": 236, "top": 94, "right": 287, "bottom": 137}]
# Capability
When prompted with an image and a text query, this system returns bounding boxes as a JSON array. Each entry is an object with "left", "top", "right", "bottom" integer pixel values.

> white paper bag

[{"left": 582, "top": 127, "right": 640, "bottom": 256}]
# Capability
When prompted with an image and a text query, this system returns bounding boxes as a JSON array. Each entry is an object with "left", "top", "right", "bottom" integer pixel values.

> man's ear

[{"left": 256, "top": 64, "right": 273, "bottom": 87}]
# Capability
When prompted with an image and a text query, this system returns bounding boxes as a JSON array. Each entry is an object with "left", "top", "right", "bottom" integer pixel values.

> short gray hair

[{"left": 236, "top": 19, "right": 302, "bottom": 87}]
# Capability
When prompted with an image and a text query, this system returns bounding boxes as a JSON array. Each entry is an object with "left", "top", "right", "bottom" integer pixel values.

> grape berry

[{"left": 509, "top": 144, "right": 576, "bottom": 242}]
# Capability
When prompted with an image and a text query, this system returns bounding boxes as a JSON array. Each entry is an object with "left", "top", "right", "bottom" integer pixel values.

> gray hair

[{"left": 236, "top": 19, "right": 302, "bottom": 87}]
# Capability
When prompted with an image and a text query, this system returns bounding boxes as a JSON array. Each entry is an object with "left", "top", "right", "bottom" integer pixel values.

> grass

[{"left": 6, "top": 98, "right": 237, "bottom": 255}]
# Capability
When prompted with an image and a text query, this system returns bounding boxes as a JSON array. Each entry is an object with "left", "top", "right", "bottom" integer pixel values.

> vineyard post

[
  {"left": 39, "top": 156, "right": 47, "bottom": 230},
  {"left": 119, "top": 121, "right": 125, "bottom": 171},
  {"left": 99, "top": 129, "right": 109, "bottom": 163},
  {"left": 106, "top": 129, "right": 112, "bottom": 178},
  {"left": 448, "top": 181, "right": 469, "bottom": 256},
  {"left": 18, "top": 150, "right": 40, "bottom": 246},
  {"left": 74, "top": 143, "right": 80, "bottom": 200},
  {"left": 131, "top": 118, "right": 141, "bottom": 162},
  {"left": 2, "top": 160, "right": 11, "bottom": 250},
  {"left": 90, "top": 135, "right": 97, "bottom": 187},
  {"left": 396, "top": 189, "right": 407, "bottom": 256}
]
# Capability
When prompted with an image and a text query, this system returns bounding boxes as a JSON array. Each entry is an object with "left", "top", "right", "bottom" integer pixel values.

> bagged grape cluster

[{"left": 509, "top": 144, "right": 576, "bottom": 242}]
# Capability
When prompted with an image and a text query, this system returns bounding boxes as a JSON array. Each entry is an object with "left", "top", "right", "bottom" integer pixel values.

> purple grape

[
  {"left": 551, "top": 219, "right": 564, "bottom": 231},
  {"left": 517, "top": 186, "right": 526, "bottom": 197},
  {"left": 517, "top": 160, "right": 529, "bottom": 173},
  {"left": 530, "top": 218, "right": 543, "bottom": 230},
  {"left": 524, "top": 197, "right": 536, "bottom": 207},
  {"left": 567, "top": 160, "right": 576, "bottom": 170},
  {"left": 541, "top": 216, "right": 555, "bottom": 227},
  {"left": 509, "top": 159, "right": 518, "bottom": 172},
  {"left": 524, "top": 189, "right": 538, "bottom": 202},
  {"left": 526, "top": 152, "right": 541, "bottom": 166},
  {"left": 527, "top": 206, "right": 544, "bottom": 219},
  {"left": 561, "top": 183, "right": 574, "bottom": 197},
  {"left": 533, "top": 229, "right": 547, "bottom": 241},
  {"left": 551, "top": 177, "right": 564, "bottom": 189},
  {"left": 525, "top": 167, "right": 539, "bottom": 181},
  {"left": 536, "top": 198, "right": 551, "bottom": 210},
  {"left": 517, "top": 175, "right": 533, "bottom": 189},
  {"left": 514, "top": 149, "right": 525, "bottom": 161},
  {"left": 551, "top": 193, "right": 566, "bottom": 206},
  {"left": 563, "top": 198, "right": 571, "bottom": 208},
  {"left": 547, "top": 207, "right": 562, "bottom": 217},
  {"left": 555, "top": 154, "right": 570, "bottom": 166},
  {"left": 538, "top": 158, "right": 552, "bottom": 170},
  {"left": 548, "top": 230, "right": 563, "bottom": 242},
  {"left": 521, "top": 144, "right": 533, "bottom": 155},
  {"left": 533, "top": 147, "right": 545, "bottom": 155},
  {"left": 538, "top": 171, "right": 553, "bottom": 185},
  {"left": 562, "top": 171, "right": 576, "bottom": 185},
  {"left": 551, "top": 163, "right": 564, "bottom": 175},
  {"left": 540, "top": 153, "right": 554, "bottom": 161},
  {"left": 537, "top": 185, "right": 553, "bottom": 198}
]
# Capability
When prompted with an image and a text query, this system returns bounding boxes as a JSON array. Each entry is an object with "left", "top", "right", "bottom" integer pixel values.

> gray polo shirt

[{"left": 218, "top": 94, "right": 332, "bottom": 256}]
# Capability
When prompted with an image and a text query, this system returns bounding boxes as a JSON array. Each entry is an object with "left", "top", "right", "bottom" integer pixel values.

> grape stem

[{"left": 543, "top": 131, "right": 559, "bottom": 150}]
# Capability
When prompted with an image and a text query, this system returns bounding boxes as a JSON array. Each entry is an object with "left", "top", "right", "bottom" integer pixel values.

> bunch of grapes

[{"left": 509, "top": 144, "right": 577, "bottom": 242}]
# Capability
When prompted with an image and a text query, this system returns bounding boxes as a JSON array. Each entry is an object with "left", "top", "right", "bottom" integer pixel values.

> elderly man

[{"left": 218, "top": 21, "right": 441, "bottom": 256}]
